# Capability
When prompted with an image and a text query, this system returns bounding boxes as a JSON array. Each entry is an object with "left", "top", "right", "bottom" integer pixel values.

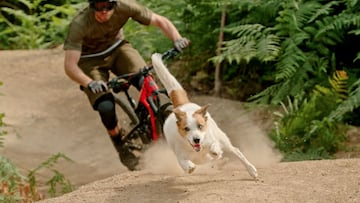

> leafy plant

[
  {"left": 0, "top": 0, "right": 85, "bottom": 49},
  {"left": 270, "top": 70, "right": 349, "bottom": 161},
  {"left": 211, "top": 24, "right": 280, "bottom": 64},
  {"left": 0, "top": 153, "right": 74, "bottom": 202},
  {"left": 28, "top": 153, "right": 74, "bottom": 198},
  {"left": 330, "top": 78, "right": 360, "bottom": 122},
  {"left": 0, "top": 156, "right": 38, "bottom": 202},
  {"left": 0, "top": 81, "right": 5, "bottom": 148}
]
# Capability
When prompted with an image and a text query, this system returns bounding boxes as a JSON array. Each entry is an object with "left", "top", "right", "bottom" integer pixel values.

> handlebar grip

[{"left": 161, "top": 48, "right": 180, "bottom": 61}]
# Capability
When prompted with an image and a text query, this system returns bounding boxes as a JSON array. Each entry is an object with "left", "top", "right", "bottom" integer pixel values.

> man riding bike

[{"left": 63, "top": 0, "right": 189, "bottom": 170}]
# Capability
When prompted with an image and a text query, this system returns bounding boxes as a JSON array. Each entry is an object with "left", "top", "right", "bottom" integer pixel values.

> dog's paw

[
  {"left": 187, "top": 166, "right": 196, "bottom": 174},
  {"left": 210, "top": 151, "right": 222, "bottom": 159},
  {"left": 246, "top": 164, "right": 258, "bottom": 179},
  {"left": 180, "top": 160, "right": 196, "bottom": 174},
  {"left": 210, "top": 143, "right": 223, "bottom": 159},
  {"left": 187, "top": 161, "right": 196, "bottom": 174}
]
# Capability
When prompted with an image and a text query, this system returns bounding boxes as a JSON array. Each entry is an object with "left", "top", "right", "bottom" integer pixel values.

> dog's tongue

[{"left": 194, "top": 144, "right": 201, "bottom": 152}]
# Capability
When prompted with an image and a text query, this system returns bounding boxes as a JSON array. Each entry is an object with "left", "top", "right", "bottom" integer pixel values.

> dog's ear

[
  {"left": 173, "top": 108, "right": 186, "bottom": 123},
  {"left": 195, "top": 104, "right": 210, "bottom": 120}
]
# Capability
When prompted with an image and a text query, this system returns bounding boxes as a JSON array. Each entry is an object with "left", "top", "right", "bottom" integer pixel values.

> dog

[{"left": 151, "top": 53, "right": 258, "bottom": 179}]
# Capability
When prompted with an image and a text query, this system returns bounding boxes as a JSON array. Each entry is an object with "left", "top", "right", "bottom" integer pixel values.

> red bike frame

[
  {"left": 107, "top": 48, "right": 178, "bottom": 143},
  {"left": 138, "top": 74, "right": 161, "bottom": 141}
]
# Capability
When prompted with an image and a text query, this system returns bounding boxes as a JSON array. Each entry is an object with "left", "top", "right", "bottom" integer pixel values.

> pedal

[{"left": 126, "top": 142, "right": 142, "bottom": 151}]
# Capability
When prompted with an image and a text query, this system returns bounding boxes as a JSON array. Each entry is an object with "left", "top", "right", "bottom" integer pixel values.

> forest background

[{"left": 1, "top": 0, "right": 360, "bottom": 201}]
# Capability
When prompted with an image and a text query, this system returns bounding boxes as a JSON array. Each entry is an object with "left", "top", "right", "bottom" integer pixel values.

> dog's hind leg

[
  {"left": 229, "top": 146, "right": 258, "bottom": 178},
  {"left": 209, "top": 119, "right": 258, "bottom": 178},
  {"left": 215, "top": 129, "right": 258, "bottom": 178}
]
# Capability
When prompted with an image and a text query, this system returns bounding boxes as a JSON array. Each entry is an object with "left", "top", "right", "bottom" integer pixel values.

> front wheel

[{"left": 113, "top": 93, "right": 138, "bottom": 125}]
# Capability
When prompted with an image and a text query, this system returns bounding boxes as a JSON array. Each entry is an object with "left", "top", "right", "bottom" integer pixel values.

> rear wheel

[
  {"left": 156, "top": 91, "right": 172, "bottom": 133},
  {"left": 133, "top": 103, "right": 152, "bottom": 144}
]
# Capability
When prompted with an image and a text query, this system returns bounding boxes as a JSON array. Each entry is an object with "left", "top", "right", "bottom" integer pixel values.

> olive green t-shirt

[{"left": 64, "top": 0, "right": 153, "bottom": 55}]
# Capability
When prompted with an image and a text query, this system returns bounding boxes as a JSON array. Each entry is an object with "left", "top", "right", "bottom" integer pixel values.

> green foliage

[
  {"left": 0, "top": 156, "right": 30, "bottom": 202},
  {"left": 28, "top": 153, "right": 74, "bottom": 197},
  {"left": 270, "top": 71, "right": 350, "bottom": 161},
  {"left": 214, "top": 0, "right": 360, "bottom": 105},
  {"left": 330, "top": 78, "right": 360, "bottom": 121},
  {"left": 0, "top": 113, "right": 5, "bottom": 148},
  {"left": 0, "top": 153, "right": 74, "bottom": 201},
  {"left": 0, "top": 82, "right": 5, "bottom": 148},
  {"left": 0, "top": 0, "right": 86, "bottom": 49},
  {"left": 271, "top": 95, "right": 345, "bottom": 161},
  {"left": 211, "top": 24, "right": 280, "bottom": 64},
  {"left": 125, "top": 0, "right": 221, "bottom": 58},
  {"left": 209, "top": 0, "right": 360, "bottom": 160}
]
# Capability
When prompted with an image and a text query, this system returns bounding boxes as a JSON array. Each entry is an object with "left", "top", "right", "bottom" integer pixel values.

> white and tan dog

[{"left": 151, "top": 53, "right": 258, "bottom": 179}]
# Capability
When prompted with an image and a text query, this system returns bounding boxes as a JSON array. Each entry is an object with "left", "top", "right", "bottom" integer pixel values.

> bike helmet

[
  {"left": 88, "top": 0, "right": 117, "bottom": 3},
  {"left": 89, "top": 0, "right": 117, "bottom": 11}
]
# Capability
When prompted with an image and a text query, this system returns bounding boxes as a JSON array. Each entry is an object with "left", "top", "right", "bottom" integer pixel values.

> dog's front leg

[
  {"left": 209, "top": 142, "right": 223, "bottom": 159},
  {"left": 178, "top": 158, "right": 196, "bottom": 174}
]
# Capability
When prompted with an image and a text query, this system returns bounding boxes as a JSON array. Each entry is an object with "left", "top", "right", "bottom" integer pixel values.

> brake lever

[{"left": 162, "top": 48, "right": 179, "bottom": 61}]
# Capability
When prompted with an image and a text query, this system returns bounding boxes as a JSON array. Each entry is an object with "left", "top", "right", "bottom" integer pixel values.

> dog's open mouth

[{"left": 193, "top": 143, "right": 201, "bottom": 152}]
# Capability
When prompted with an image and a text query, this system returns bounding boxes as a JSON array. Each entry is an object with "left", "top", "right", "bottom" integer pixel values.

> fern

[
  {"left": 210, "top": 24, "right": 280, "bottom": 64},
  {"left": 270, "top": 88, "right": 345, "bottom": 160},
  {"left": 329, "top": 70, "right": 349, "bottom": 100},
  {"left": 330, "top": 78, "right": 360, "bottom": 121},
  {"left": 0, "top": 0, "right": 85, "bottom": 49},
  {"left": 248, "top": 83, "right": 283, "bottom": 104},
  {"left": 275, "top": 39, "right": 306, "bottom": 81}
]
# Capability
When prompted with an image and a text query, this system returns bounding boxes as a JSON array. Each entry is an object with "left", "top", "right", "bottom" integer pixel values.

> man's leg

[
  {"left": 78, "top": 56, "right": 140, "bottom": 170},
  {"left": 95, "top": 95, "right": 139, "bottom": 171}
]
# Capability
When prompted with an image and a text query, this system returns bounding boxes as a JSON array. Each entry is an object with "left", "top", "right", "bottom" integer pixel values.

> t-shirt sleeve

[
  {"left": 119, "top": 0, "right": 153, "bottom": 25},
  {"left": 63, "top": 21, "right": 84, "bottom": 51}
]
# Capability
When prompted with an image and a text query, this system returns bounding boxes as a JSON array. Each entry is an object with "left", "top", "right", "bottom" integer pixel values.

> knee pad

[
  {"left": 96, "top": 99, "right": 118, "bottom": 130},
  {"left": 97, "top": 100, "right": 115, "bottom": 113}
]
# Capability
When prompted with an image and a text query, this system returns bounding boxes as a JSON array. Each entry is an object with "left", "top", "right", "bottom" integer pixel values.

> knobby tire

[{"left": 112, "top": 93, "right": 138, "bottom": 125}]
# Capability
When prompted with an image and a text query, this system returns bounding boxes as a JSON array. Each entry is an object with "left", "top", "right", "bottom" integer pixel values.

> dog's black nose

[{"left": 193, "top": 138, "right": 200, "bottom": 144}]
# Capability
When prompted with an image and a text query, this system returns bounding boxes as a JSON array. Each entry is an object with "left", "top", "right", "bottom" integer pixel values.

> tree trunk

[{"left": 214, "top": 5, "right": 226, "bottom": 97}]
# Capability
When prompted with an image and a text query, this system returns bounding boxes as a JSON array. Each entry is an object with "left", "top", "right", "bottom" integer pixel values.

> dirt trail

[{"left": 0, "top": 49, "right": 359, "bottom": 202}]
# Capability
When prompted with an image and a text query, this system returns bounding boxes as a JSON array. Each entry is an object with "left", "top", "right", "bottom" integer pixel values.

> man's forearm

[
  {"left": 150, "top": 14, "right": 182, "bottom": 41},
  {"left": 64, "top": 50, "right": 92, "bottom": 87},
  {"left": 65, "top": 65, "right": 92, "bottom": 87}
]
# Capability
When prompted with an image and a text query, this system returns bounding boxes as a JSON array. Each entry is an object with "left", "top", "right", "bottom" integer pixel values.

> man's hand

[
  {"left": 174, "top": 38, "right": 190, "bottom": 52},
  {"left": 88, "top": 80, "right": 108, "bottom": 94}
]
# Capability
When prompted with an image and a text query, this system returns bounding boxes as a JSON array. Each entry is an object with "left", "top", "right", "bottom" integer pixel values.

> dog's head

[{"left": 173, "top": 104, "right": 209, "bottom": 152}]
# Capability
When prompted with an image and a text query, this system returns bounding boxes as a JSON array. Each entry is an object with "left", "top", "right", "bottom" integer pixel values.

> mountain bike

[
  {"left": 107, "top": 48, "right": 179, "bottom": 153},
  {"left": 80, "top": 40, "right": 179, "bottom": 156}
]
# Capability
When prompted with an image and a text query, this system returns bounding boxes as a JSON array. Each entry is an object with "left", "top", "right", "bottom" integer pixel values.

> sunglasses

[{"left": 92, "top": 2, "right": 116, "bottom": 12}]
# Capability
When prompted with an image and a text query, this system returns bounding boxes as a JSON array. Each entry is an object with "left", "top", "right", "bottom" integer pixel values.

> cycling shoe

[
  {"left": 118, "top": 144, "right": 139, "bottom": 171},
  {"left": 110, "top": 129, "right": 140, "bottom": 171}
]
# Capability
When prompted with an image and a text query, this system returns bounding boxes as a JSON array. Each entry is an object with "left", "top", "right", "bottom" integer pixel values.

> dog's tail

[{"left": 151, "top": 53, "right": 189, "bottom": 108}]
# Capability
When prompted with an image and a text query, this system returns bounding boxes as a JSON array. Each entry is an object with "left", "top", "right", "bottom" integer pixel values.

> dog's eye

[
  {"left": 184, "top": 127, "right": 190, "bottom": 132},
  {"left": 198, "top": 124, "right": 203, "bottom": 130}
]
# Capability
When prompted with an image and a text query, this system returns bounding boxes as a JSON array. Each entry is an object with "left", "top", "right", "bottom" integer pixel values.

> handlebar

[
  {"left": 107, "top": 48, "right": 180, "bottom": 91},
  {"left": 161, "top": 48, "right": 179, "bottom": 61}
]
